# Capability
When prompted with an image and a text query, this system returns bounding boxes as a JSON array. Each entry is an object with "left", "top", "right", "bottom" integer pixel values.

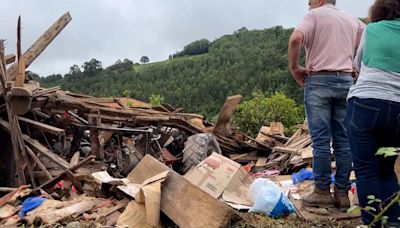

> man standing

[{"left": 288, "top": 0, "right": 365, "bottom": 211}]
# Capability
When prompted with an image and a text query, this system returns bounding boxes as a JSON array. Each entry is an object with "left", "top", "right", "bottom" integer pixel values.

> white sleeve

[{"left": 354, "top": 29, "right": 366, "bottom": 71}]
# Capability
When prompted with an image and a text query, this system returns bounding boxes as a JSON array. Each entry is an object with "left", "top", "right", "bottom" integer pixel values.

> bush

[
  {"left": 234, "top": 91, "right": 304, "bottom": 137},
  {"left": 149, "top": 94, "right": 165, "bottom": 107}
]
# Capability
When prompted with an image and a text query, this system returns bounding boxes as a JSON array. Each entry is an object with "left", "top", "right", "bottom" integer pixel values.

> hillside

[{"left": 35, "top": 26, "right": 304, "bottom": 119}]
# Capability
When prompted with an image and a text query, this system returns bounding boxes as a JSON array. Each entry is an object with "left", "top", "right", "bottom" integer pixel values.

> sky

[{"left": 0, "top": 0, "right": 374, "bottom": 76}]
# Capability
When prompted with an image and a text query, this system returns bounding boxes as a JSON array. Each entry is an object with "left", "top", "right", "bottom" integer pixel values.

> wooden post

[
  {"left": 213, "top": 95, "right": 242, "bottom": 137},
  {"left": 0, "top": 41, "right": 37, "bottom": 186},
  {"left": 7, "top": 12, "right": 72, "bottom": 81},
  {"left": 0, "top": 41, "right": 25, "bottom": 185},
  {"left": 89, "top": 109, "right": 104, "bottom": 160},
  {"left": 15, "top": 16, "right": 25, "bottom": 87}
]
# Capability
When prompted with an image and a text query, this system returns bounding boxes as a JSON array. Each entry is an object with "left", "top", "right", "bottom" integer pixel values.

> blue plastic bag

[
  {"left": 19, "top": 196, "right": 47, "bottom": 217},
  {"left": 291, "top": 168, "right": 313, "bottom": 185},
  {"left": 249, "top": 178, "right": 295, "bottom": 218}
]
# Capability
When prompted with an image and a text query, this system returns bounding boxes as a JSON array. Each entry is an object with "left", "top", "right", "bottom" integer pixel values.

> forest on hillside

[{"left": 33, "top": 26, "right": 304, "bottom": 121}]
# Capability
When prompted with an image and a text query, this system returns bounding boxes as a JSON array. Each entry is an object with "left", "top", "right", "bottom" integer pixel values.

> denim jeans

[
  {"left": 347, "top": 97, "right": 400, "bottom": 225},
  {"left": 304, "top": 74, "right": 353, "bottom": 191}
]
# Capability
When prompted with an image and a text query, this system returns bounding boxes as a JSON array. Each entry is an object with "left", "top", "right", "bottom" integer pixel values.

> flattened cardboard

[
  {"left": 92, "top": 170, "right": 168, "bottom": 227},
  {"left": 184, "top": 152, "right": 253, "bottom": 208}
]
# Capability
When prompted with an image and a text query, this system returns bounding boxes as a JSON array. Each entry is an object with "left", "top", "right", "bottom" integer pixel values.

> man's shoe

[
  {"left": 302, "top": 187, "right": 335, "bottom": 208},
  {"left": 334, "top": 186, "right": 350, "bottom": 212}
]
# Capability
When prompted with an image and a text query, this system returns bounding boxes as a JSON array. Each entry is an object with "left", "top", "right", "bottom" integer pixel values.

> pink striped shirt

[{"left": 296, "top": 4, "right": 365, "bottom": 73}]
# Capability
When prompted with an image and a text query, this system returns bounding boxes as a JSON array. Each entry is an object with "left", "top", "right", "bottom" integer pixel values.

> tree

[
  {"left": 182, "top": 39, "right": 211, "bottom": 56},
  {"left": 233, "top": 91, "right": 303, "bottom": 137},
  {"left": 234, "top": 26, "right": 248, "bottom": 34},
  {"left": 82, "top": 58, "right": 102, "bottom": 77},
  {"left": 38, "top": 26, "right": 303, "bottom": 122},
  {"left": 140, "top": 56, "right": 150, "bottom": 64},
  {"left": 69, "top": 64, "right": 81, "bottom": 74},
  {"left": 172, "top": 39, "right": 211, "bottom": 58}
]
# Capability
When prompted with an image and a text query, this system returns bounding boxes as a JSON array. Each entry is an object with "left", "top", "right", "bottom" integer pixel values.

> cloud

[{"left": 1, "top": 0, "right": 373, "bottom": 76}]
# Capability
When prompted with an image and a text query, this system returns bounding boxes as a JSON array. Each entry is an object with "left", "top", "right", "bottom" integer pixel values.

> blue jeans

[
  {"left": 304, "top": 74, "right": 353, "bottom": 191},
  {"left": 347, "top": 97, "right": 400, "bottom": 225}
]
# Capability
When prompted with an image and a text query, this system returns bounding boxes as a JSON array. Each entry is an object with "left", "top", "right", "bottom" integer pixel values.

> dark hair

[{"left": 369, "top": 0, "right": 400, "bottom": 22}]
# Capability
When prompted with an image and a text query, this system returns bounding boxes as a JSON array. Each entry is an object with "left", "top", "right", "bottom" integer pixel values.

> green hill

[{"left": 36, "top": 26, "right": 303, "bottom": 119}]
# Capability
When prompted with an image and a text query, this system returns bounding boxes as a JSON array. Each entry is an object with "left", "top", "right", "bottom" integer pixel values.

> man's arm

[
  {"left": 288, "top": 30, "right": 308, "bottom": 86},
  {"left": 354, "top": 29, "right": 366, "bottom": 71}
]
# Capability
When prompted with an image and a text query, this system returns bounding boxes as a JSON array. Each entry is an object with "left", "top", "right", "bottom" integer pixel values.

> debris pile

[{"left": 0, "top": 12, "right": 360, "bottom": 227}]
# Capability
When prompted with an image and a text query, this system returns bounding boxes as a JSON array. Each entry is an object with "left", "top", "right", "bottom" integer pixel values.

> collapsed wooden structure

[{"left": 0, "top": 12, "right": 315, "bottom": 227}]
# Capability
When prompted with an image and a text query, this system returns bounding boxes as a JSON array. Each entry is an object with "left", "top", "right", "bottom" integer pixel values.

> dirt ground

[{"left": 232, "top": 213, "right": 362, "bottom": 228}]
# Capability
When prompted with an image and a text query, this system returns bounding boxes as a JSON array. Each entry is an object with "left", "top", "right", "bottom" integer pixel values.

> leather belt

[{"left": 309, "top": 71, "right": 352, "bottom": 76}]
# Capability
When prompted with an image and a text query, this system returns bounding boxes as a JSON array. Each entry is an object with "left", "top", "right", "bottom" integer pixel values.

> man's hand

[{"left": 290, "top": 66, "right": 308, "bottom": 86}]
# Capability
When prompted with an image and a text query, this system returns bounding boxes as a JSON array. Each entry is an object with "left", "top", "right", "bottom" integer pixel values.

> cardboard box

[
  {"left": 184, "top": 152, "right": 253, "bottom": 208},
  {"left": 270, "top": 122, "right": 284, "bottom": 136}
]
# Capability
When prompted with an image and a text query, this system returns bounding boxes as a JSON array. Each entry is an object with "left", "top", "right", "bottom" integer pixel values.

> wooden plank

[
  {"left": 11, "top": 116, "right": 36, "bottom": 186},
  {"left": 15, "top": 16, "right": 25, "bottom": 87},
  {"left": 65, "top": 169, "right": 84, "bottom": 193},
  {"left": 18, "top": 116, "right": 65, "bottom": 136},
  {"left": 35, "top": 155, "right": 94, "bottom": 190},
  {"left": 301, "top": 146, "right": 313, "bottom": 160},
  {"left": 284, "top": 129, "right": 301, "bottom": 147},
  {"left": 22, "top": 133, "right": 69, "bottom": 169},
  {"left": 288, "top": 134, "right": 309, "bottom": 149},
  {"left": 38, "top": 199, "right": 99, "bottom": 224},
  {"left": 213, "top": 95, "right": 242, "bottom": 137},
  {"left": 127, "top": 155, "right": 237, "bottom": 228},
  {"left": 33, "top": 86, "right": 61, "bottom": 97},
  {"left": 62, "top": 152, "right": 80, "bottom": 196},
  {"left": 273, "top": 146, "right": 299, "bottom": 154},
  {"left": 32, "top": 109, "right": 51, "bottom": 119},
  {"left": 255, "top": 157, "right": 268, "bottom": 167},
  {"left": 272, "top": 153, "right": 290, "bottom": 163},
  {"left": 25, "top": 146, "right": 52, "bottom": 180},
  {"left": 88, "top": 110, "right": 104, "bottom": 160},
  {"left": 7, "top": 12, "right": 72, "bottom": 81},
  {"left": 5, "top": 54, "right": 15, "bottom": 65}
]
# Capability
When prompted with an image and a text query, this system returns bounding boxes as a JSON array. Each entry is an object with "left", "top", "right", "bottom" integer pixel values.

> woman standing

[{"left": 346, "top": 0, "right": 400, "bottom": 226}]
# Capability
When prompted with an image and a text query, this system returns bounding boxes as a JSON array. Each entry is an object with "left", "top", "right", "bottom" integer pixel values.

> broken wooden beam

[
  {"left": 213, "top": 95, "right": 242, "bottom": 137},
  {"left": 273, "top": 146, "right": 299, "bottom": 154},
  {"left": 18, "top": 116, "right": 65, "bottom": 137},
  {"left": 25, "top": 145, "right": 52, "bottom": 180},
  {"left": 15, "top": 16, "right": 25, "bottom": 87},
  {"left": 35, "top": 155, "right": 94, "bottom": 190},
  {"left": 5, "top": 54, "right": 16, "bottom": 65},
  {"left": 7, "top": 12, "right": 72, "bottom": 81}
]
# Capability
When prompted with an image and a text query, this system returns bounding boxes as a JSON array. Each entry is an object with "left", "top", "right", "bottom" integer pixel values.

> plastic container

[{"left": 248, "top": 178, "right": 295, "bottom": 218}]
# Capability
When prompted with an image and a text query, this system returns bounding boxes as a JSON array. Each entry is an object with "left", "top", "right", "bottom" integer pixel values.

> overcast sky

[{"left": 1, "top": 0, "right": 374, "bottom": 76}]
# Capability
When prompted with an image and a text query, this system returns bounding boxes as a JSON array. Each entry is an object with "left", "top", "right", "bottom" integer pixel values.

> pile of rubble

[{"left": 0, "top": 12, "right": 328, "bottom": 227}]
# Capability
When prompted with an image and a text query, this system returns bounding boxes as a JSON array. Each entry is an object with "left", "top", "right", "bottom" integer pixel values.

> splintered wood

[{"left": 264, "top": 122, "right": 312, "bottom": 174}]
